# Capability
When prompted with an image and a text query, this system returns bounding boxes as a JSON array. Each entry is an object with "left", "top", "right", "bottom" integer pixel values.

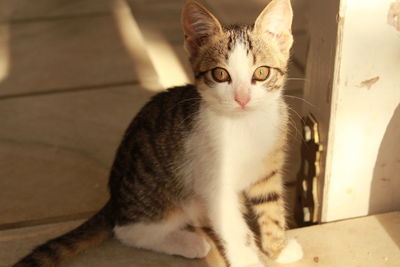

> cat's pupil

[
  {"left": 212, "top": 67, "right": 230, "bottom": 82},
  {"left": 253, "top": 66, "right": 270, "bottom": 81}
]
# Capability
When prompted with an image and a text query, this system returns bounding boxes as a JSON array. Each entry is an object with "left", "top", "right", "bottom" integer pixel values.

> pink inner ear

[
  {"left": 265, "top": 14, "right": 291, "bottom": 36},
  {"left": 182, "top": 2, "right": 222, "bottom": 50},
  {"left": 254, "top": 0, "right": 293, "bottom": 52},
  {"left": 255, "top": 0, "right": 292, "bottom": 33}
]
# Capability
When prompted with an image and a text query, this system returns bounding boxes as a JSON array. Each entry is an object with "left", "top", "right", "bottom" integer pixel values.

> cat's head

[{"left": 181, "top": 0, "right": 293, "bottom": 114}]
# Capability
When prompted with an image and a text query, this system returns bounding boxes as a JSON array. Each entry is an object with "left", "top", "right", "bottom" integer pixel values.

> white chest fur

[{"left": 182, "top": 104, "right": 281, "bottom": 195}]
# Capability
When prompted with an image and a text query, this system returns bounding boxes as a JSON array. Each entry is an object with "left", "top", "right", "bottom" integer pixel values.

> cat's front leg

[
  {"left": 207, "top": 187, "right": 264, "bottom": 267},
  {"left": 245, "top": 170, "right": 303, "bottom": 264}
]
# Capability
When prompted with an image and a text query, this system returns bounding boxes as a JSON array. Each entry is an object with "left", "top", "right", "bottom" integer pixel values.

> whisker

[
  {"left": 283, "top": 95, "right": 316, "bottom": 108},
  {"left": 286, "top": 77, "right": 308, "bottom": 81},
  {"left": 176, "top": 103, "right": 202, "bottom": 129},
  {"left": 286, "top": 106, "right": 307, "bottom": 134},
  {"left": 286, "top": 117, "right": 300, "bottom": 139},
  {"left": 286, "top": 121, "right": 307, "bottom": 147}
]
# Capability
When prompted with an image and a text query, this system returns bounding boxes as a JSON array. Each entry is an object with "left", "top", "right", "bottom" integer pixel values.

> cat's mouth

[
  {"left": 224, "top": 102, "right": 257, "bottom": 114},
  {"left": 221, "top": 100, "right": 256, "bottom": 112}
]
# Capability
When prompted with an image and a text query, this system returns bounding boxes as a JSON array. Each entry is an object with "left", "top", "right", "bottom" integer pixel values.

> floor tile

[
  {"left": 0, "top": 14, "right": 156, "bottom": 97},
  {"left": 0, "top": 0, "right": 111, "bottom": 22},
  {"left": 0, "top": 85, "right": 154, "bottom": 225}
]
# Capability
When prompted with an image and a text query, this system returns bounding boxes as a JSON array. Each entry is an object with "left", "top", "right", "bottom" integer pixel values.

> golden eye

[
  {"left": 211, "top": 67, "right": 230, "bottom": 83},
  {"left": 252, "top": 66, "right": 270, "bottom": 81}
]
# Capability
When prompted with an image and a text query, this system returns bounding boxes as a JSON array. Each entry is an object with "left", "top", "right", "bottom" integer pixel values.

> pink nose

[{"left": 234, "top": 95, "right": 250, "bottom": 108}]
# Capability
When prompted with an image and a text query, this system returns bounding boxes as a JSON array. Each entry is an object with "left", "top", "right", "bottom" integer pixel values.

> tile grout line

[
  {"left": 0, "top": 80, "right": 142, "bottom": 101},
  {"left": 0, "top": 211, "right": 95, "bottom": 231}
]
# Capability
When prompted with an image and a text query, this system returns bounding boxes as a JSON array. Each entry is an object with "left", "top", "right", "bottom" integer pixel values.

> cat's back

[
  {"left": 126, "top": 84, "right": 201, "bottom": 136},
  {"left": 112, "top": 84, "right": 201, "bottom": 169}
]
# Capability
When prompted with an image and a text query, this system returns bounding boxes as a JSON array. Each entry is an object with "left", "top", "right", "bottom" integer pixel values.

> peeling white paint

[{"left": 358, "top": 76, "right": 380, "bottom": 89}]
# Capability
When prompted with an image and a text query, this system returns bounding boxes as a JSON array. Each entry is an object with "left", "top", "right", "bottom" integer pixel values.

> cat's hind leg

[{"left": 113, "top": 210, "right": 211, "bottom": 259}]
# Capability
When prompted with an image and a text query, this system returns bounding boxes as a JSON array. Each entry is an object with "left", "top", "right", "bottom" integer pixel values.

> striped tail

[{"left": 13, "top": 202, "right": 114, "bottom": 267}]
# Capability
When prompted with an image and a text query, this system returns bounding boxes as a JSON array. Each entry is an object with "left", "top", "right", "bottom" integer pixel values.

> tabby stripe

[
  {"left": 249, "top": 192, "right": 280, "bottom": 205},
  {"left": 36, "top": 245, "right": 58, "bottom": 259},
  {"left": 254, "top": 170, "right": 278, "bottom": 185},
  {"left": 202, "top": 227, "right": 229, "bottom": 266},
  {"left": 268, "top": 216, "right": 284, "bottom": 230},
  {"left": 227, "top": 35, "right": 233, "bottom": 51}
]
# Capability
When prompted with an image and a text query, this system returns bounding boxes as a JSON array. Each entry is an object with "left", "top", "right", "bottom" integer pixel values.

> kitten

[{"left": 14, "top": 0, "right": 303, "bottom": 266}]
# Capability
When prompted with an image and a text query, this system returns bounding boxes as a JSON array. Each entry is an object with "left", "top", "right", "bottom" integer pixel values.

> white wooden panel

[{"left": 322, "top": 0, "right": 400, "bottom": 221}]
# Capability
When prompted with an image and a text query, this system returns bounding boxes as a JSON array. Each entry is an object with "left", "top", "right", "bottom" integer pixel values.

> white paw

[
  {"left": 275, "top": 238, "right": 303, "bottom": 264},
  {"left": 171, "top": 231, "right": 211, "bottom": 259}
]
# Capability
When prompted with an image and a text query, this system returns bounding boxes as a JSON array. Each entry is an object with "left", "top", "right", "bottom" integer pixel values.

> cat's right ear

[
  {"left": 254, "top": 0, "right": 293, "bottom": 55},
  {"left": 181, "top": 0, "right": 222, "bottom": 56}
]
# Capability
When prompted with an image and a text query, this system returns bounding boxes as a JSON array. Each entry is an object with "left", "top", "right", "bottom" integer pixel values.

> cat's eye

[
  {"left": 252, "top": 66, "right": 270, "bottom": 82},
  {"left": 211, "top": 67, "right": 231, "bottom": 83}
]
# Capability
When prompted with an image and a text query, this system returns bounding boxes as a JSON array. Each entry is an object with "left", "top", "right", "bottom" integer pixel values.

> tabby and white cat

[{"left": 14, "top": 0, "right": 303, "bottom": 266}]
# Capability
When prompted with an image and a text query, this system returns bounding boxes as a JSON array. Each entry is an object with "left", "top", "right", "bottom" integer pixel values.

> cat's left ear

[{"left": 254, "top": 0, "right": 293, "bottom": 54}]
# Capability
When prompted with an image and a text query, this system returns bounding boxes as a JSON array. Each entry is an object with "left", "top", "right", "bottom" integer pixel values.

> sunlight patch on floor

[
  {"left": 112, "top": 0, "right": 189, "bottom": 91},
  {"left": 111, "top": 0, "right": 161, "bottom": 91},
  {"left": 0, "top": 24, "right": 10, "bottom": 82}
]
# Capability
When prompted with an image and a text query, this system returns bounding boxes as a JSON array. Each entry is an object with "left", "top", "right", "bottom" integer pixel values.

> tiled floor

[{"left": 0, "top": 0, "right": 310, "bottom": 265}]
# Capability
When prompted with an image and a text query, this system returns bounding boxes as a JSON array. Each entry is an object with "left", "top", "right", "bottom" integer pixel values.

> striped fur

[
  {"left": 14, "top": 202, "right": 114, "bottom": 267},
  {"left": 14, "top": 1, "right": 301, "bottom": 266},
  {"left": 13, "top": 86, "right": 203, "bottom": 266}
]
